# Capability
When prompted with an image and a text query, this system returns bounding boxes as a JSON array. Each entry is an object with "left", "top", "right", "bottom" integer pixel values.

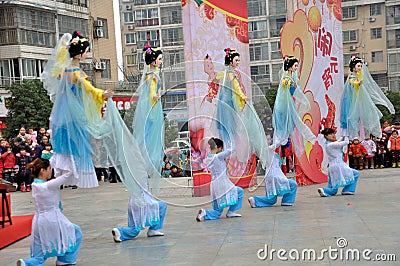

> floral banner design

[{"left": 283, "top": 0, "right": 344, "bottom": 185}]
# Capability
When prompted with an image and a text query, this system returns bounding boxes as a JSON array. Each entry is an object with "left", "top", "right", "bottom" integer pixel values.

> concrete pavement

[{"left": 1, "top": 168, "right": 399, "bottom": 265}]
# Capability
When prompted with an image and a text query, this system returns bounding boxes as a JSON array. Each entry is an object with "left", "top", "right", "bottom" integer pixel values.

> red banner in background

[{"left": 111, "top": 96, "right": 138, "bottom": 110}]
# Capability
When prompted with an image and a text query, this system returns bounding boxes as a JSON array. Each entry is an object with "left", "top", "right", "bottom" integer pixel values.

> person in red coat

[
  {"left": 387, "top": 130, "right": 400, "bottom": 167},
  {"left": 2, "top": 146, "right": 16, "bottom": 183},
  {"left": 348, "top": 137, "right": 367, "bottom": 170}
]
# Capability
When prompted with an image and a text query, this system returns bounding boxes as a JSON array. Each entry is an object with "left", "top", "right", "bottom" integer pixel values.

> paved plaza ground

[{"left": 1, "top": 168, "right": 399, "bottom": 265}]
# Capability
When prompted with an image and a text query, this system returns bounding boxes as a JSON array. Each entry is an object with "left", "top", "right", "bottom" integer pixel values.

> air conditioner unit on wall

[
  {"left": 368, "top": 17, "right": 376, "bottom": 22},
  {"left": 349, "top": 45, "right": 356, "bottom": 51},
  {"left": 127, "top": 25, "right": 135, "bottom": 30},
  {"left": 131, "top": 48, "right": 137, "bottom": 53},
  {"left": 94, "top": 28, "right": 104, "bottom": 38},
  {"left": 126, "top": 5, "right": 132, "bottom": 10},
  {"left": 94, "top": 62, "right": 102, "bottom": 70},
  {"left": 94, "top": 62, "right": 106, "bottom": 71},
  {"left": 94, "top": 20, "right": 103, "bottom": 27}
]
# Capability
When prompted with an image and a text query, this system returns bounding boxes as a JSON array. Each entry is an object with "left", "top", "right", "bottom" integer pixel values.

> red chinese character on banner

[
  {"left": 317, "top": 27, "right": 332, "bottom": 57},
  {"left": 322, "top": 67, "right": 333, "bottom": 91},
  {"left": 330, "top": 56, "right": 338, "bottom": 73}
]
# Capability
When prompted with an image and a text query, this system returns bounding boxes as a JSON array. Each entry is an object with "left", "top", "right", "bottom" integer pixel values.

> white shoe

[
  {"left": 226, "top": 211, "right": 242, "bottom": 218},
  {"left": 112, "top": 228, "right": 122, "bottom": 242},
  {"left": 196, "top": 209, "right": 205, "bottom": 222},
  {"left": 147, "top": 229, "right": 165, "bottom": 237},
  {"left": 17, "top": 259, "right": 26, "bottom": 266},
  {"left": 56, "top": 261, "right": 76, "bottom": 265},
  {"left": 318, "top": 188, "right": 327, "bottom": 197},
  {"left": 281, "top": 203, "right": 293, "bottom": 206},
  {"left": 248, "top": 197, "right": 256, "bottom": 208},
  {"left": 341, "top": 191, "right": 355, "bottom": 195}
]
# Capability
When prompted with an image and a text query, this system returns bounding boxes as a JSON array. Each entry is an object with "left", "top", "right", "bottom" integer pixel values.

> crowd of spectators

[{"left": 0, "top": 126, "right": 53, "bottom": 192}]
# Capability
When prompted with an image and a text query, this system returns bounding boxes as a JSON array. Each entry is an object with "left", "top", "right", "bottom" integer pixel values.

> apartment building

[
  {"left": 120, "top": 0, "right": 187, "bottom": 126},
  {"left": 88, "top": 1, "right": 123, "bottom": 91},
  {"left": 386, "top": 0, "right": 400, "bottom": 92},
  {"left": 0, "top": 0, "right": 90, "bottom": 87},
  {"left": 342, "top": 0, "right": 388, "bottom": 88},
  {"left": 247, "top": 0, "right": 286, "bottom": 93}
]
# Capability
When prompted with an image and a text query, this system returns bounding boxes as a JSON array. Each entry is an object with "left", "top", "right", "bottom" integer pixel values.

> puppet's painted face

[
  {"left": 354, "top": 62, "right": 362, "bottom": 73},
  {"left": 230, "top": 56, "right": 240, "bottom": 68},
  {"left": 152, "top": 54, "right": 163, "bottom": 68},
  {"left": 289, "top": 62, "right": 299, "bottom": 72}
]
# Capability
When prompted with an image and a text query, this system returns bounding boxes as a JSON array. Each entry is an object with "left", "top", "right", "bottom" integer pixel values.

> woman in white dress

[
  {"left": 17, "top": 159, "right": 81, "bottom": 266},
  {"left": 318, "top": 128, "right": 359, "bottom": 197},
  {"left": 196, "top": 138, "right": 244, "bottom": 221}
]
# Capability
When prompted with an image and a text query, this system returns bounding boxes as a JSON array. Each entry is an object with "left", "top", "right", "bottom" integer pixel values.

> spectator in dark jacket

[{"left": 35, "top": 136, "right": 49, "bottom": 158}]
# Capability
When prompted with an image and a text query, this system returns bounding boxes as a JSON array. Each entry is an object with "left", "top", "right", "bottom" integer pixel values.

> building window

[
  {"left": 134, "top": 0, "right": 158, "bottom": 5},
  {"left": 251, "top": 65, "right": 270, "bottom": 86},
  {"left": 100, "top": 59, "right": 111, "bottom": 79},
  {"left": 370, "top": 3, "right": 381, "bottom": 16},
  {"left": 269, "top": 16, "right": 286, "bottom": 37},
  {"left": 126, "top": 54, "right": 138, "bottom": 65},
  {"left": 342, "top": 6, "right": 357, "bottom": 20},
  {"left": 163, "top": 93, "right": 187, "bottom": 109},
  {"left": 164, "top": 70, "right": 185, "bottom": 89},
  {"left": 125, "top": 33, "right": 136, "bottom": 44},
  {"left": 270, "top": 41, "right": 281, "bottom": 60},
  {"left": 160, "top": 6, "right": 182, "bottom": 25},
  {"left": 248, "top": 20, "right": 267, "bottom": 39},
  {"left": 343, "top": 30, "right": 358, "bottom": 43},
  {"left": 247, "top": 0, "right": 266, "bottom": 17},
  {"left": 269, "top": 0, "right": 286, "bottom": 15},
  {"left": 371, "top": 51, "right": 383, "bottom": 63},
  {"left": 161, "top": 27, "right": 183, "bottom": 46},
  {"left": 159, "top": 0, "right": 179, "bottom": 3},
  {"left": 123, "top": 12, "right": 134, "bottom": 23},
  {"left": 387, "top": 29, "right": 400, "bottom": 49},
  {"left": 137, "top": 30, "right": 160, "bottom": 48},
  {"left": 135, "top": 8, "right": 159, "bottom": 27},
  {"left": 96, "top": 18, "right": 108, "bottom": 38},
  {"left": 271, "top": 63, "right": 282, "bottom": 83},
  {"left": 22, "top": 59, "right": 37, "bottom": 77},
  {"left": 57, "top": 0, "right": 88, "bottom": 7},
  {"left": 389, "top": 77, "right": 400, "bottom": 92},
  {"left": 250, "top": 43, "right": 269, "bottom": 61},
  {"left": 0, "top": 29, "right": 18, "bottom": 45},
  {"left": 59, "top": 15, "right": 89, "bottom": 37},
  {"left": 370, "top": 28, "right": 382, "bottom": 39},
  {"left": 371, "top": 73, "right": 387, "bottom": 88},
  {"left": 388, "top": 53, "right": 400, "bottom": 73},
  {"left": 386, "top": 5, "right": 400, "bottom": 25},
  {"left": 164, "top": 50, "right": 184, "bottom": 67},
  {"left": 19, "top": 30, "right": 54, "bottom": 47}
]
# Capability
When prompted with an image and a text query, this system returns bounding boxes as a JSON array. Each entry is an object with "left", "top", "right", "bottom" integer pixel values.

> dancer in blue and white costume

[
  {"left": 41, "top": 31, "right": 114, "bottom": 188},
  {"left": 17, "top": 159, "right": 81, "bottom": 266},
  {"left": 340, "top": 56, "right": 394, "bottom": 140},
  {"left": 112, "top": 44, "right": 166, "bottom": 241},
  {"left": 273, "top": 56, "right": 316, "bottom": 154},
  {"left": 216, "top": 48, "right": 271, "bottom": 167},
  {"left": 317, "top": 128, "right": 359, "bottom": 197},
  {"left": 248, "top": 145, "right": 297, "bottom": 208},
  {"left": 132, "top": 44, "right": 165, "bottom": 180},
  {"left": 196, "top": 138, "right": 244, "bottom": 221}
]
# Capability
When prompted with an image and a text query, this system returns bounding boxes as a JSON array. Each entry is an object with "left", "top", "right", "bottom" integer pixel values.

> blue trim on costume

[
  {"left": 34, "top": 178, "right": 46, "bottom": 183},
  {"left": 64, "top": 68, "right": 80, "bottom": 72}
]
